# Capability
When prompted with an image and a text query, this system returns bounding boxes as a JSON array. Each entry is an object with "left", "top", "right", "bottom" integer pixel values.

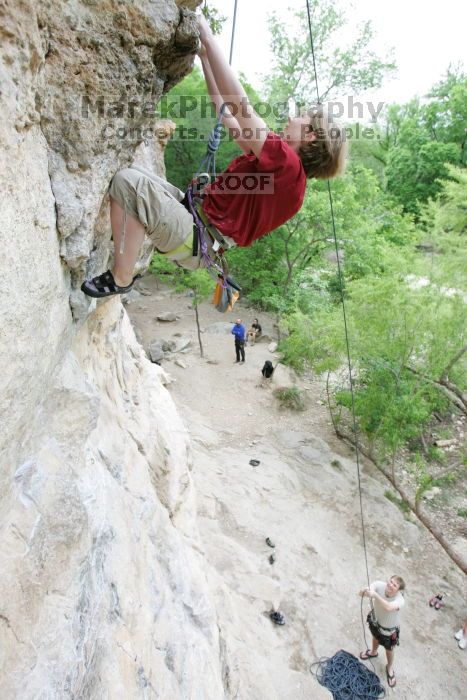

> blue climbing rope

[
  {"left": 310, "top": 650, "right": 385, "bottom": 699},
  {"left": 196, "top": 0, "right": 238, "bottom": 179},
  {"left": 195, "top": 103, "right": 227, "bottom": 179}
]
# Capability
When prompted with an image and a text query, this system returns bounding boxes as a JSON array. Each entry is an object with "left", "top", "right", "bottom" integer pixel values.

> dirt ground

[{"left": 126, "top": 274, "right": 466, "bottom": 700}]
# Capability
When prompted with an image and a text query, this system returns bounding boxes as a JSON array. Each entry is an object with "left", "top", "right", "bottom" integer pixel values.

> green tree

[
  {"left": 201, "top": 4, "right": 226, "bottom": 35},
  {"left": 264, "top": 3, "right": 395, "bottom": 107},
  {"left": 424, "top": 67, "right": 467, "bottom": 166},
  {"left": 346, "top": 122, "right": 389, "bottom": 182},
  {"left": 385, "top": 71, "right": 467, "bottom": 215},
  {"left": 229, "top": 162, "right": 416, "bottom": 312},
  {"left": 276, "top": 158, "right": 467, "bottom": 460},
  {"left": 422, "top": 165, "right": 467, "bottom": 254},
  {"left": 281, "top": 268, "right": 465, "bottom": 461}
]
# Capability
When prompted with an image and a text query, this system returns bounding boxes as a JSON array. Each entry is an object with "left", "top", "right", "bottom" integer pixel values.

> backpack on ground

[{"left": 262, "top": 360, "right": 274, "bottom": 379}]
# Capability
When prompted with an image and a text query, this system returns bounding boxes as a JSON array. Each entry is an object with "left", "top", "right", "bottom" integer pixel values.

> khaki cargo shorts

[{"left": 109, "top": 165, "right": 200, "bottom": 268}]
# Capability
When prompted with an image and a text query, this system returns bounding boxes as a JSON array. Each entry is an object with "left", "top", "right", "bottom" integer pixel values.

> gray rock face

[
  {"left": 37, "top": 0, "right": 196, "bottom": 314},
  {"left": 0, "top": 2, "right": 228, "bottom": 698}
]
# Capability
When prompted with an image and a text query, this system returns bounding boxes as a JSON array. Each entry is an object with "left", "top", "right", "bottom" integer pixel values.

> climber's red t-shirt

[{"left": 202, "top": 132, "right": 306, "bottom": 247}]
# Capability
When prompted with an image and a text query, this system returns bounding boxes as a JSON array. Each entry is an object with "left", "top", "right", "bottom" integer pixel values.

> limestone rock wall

[{"left": 0, "top": 1, "right": 228, "bottom": 697}]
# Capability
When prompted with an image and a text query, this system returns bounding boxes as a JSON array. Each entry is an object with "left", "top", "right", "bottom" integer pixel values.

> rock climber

[{"left": 81, "top": 14, "right": 347, "bottom": 299}]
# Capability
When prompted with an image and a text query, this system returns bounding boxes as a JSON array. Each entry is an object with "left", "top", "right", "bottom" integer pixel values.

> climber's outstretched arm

[
  {"left": 198, "top": 15, "right": 268, "bottom": 157},
  {"left": 199, "top": 50, "right": 251, "bottom": 154}
]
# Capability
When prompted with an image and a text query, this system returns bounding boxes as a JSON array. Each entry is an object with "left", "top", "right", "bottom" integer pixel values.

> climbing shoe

[{"left": 81, "top": 270, "right": 140, "bottom": 298}]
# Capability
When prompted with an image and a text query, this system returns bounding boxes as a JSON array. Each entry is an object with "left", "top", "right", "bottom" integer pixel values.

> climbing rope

[
  {"left": 328, "top": 182, "right": 372, "bottom": 600},
  {"left": 305, "top": 0, "right": 320, "bottom": 105},
  {"left": 228, "top": 0, "right": 238, "bottom": 65},
  {"left": 310, "top": 650, "right": 385, "bottom": 699},
  {"left": 195, "top": 103, "right": 227, "bottom": 179},
  {"left": 196, "top": 0, "right": 238, "bottom": 179},
  {"left": 304, "top": 0, "right": 380, "bottom": 688},
  {"left": 325, "top": 176, "right": 372, "bottom": 594},
  {"left": 187, "top": 1, "right": 241, "bottom": 301},
  {"left": 305, "top": 0, "right": 371, "bottom": 593}
]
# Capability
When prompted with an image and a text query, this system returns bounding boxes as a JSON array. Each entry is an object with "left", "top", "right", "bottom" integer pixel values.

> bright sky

[{"left": 207, "top": 0, "right": 466, "bottom": 116}]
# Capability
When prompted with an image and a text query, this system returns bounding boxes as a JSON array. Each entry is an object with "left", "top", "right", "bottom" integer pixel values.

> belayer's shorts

[{"left": 367, "top": 611, "right": 400, "bottom": 650}]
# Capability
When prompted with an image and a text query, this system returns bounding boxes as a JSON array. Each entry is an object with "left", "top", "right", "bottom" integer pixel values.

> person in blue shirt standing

[{"left": 231, "top": 318, "right": 246, "bottom": 363}]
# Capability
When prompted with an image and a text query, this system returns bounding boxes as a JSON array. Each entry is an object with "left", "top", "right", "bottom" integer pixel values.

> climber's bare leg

[{"left": 110, "top": 197, "right": 146, "bottom": 287}]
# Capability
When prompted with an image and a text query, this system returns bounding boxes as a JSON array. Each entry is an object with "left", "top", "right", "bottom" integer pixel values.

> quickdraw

[
  {"left": 185, "top": 180, "right": 241, "bottom": 312},
  {"left": 184, "top": 95, "right": 241, "bottom": 311}
]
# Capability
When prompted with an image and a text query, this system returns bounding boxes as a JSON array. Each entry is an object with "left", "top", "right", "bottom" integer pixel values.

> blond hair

[
  {"left": 298, "top": 104, "right": 348, "bottom": 180},
  {"left": 391, "top": 575, "right": 406, "bottom": 592}
]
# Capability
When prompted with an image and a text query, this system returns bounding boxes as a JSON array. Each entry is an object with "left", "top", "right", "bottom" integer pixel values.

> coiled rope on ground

[{"left": 310, "top": 650, "right": 385, "bottom": 699}]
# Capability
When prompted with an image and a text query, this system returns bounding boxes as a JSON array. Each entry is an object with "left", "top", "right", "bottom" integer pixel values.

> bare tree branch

[
  {"left": 439, "top": 344, "right": 467, "bottom": 383},
  {"left": 405, "top": 366, "right": 467, "bottom": 414},
  {"left": 332, "top": 424, "right": 467, "bottom": 575}
]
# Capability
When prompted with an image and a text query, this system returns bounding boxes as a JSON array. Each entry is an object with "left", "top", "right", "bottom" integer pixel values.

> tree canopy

[{"left": 156, "top": 4, "right": 466, "bottom": 479}]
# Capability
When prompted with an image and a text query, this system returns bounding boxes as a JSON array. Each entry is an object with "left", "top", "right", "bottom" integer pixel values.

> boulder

[
  {"left": 423, "top": 487, "right": 442, "bottom": 501},
  {"left": 157, "top": 311, "right": 179, "bottom": 322},
  {"left": 162, "top": 335, "right": 192, "bottom": 353},
  {"left": 171, "top": 335, "right": 193, "bottom": 353},
  {"left": 148, "top": 339, "right": 165, "bottom": 363},
  {"left": 271, "top": 363, "right": 299, "bottom": 388},
  {"left": 162, "top": 339, "right": 175, "bottom": 352}
]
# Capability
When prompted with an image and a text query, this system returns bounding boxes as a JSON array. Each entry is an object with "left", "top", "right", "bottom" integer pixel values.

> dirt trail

[{"left": 127, "top": 274, "right": 466, "bottom": 700}]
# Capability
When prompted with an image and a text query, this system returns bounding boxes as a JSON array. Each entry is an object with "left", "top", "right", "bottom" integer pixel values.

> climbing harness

[
  {"left": 184, "top": 1, "right": 242, "bottom": 312},
  {"left": 366, "top": 610, "right": 400, "bottom": 648},
  {"left": 304, "top": 1, "right": 383, "bottom": 695},
  {"left": 184, "top": 125, "right": 241, "bottom": 313},
  {"left": 184, "top": 181, "right": 241, "bottom": 311}
]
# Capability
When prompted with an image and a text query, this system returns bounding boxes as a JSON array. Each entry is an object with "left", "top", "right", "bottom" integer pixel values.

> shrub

[{"left": 273, "top": 386, "right": 306, "bottom": 411}]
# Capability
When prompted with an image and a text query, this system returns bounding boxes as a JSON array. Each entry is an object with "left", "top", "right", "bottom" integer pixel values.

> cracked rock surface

[{"left": 0, "top": 2, "right": 233, "bottom": 698}]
